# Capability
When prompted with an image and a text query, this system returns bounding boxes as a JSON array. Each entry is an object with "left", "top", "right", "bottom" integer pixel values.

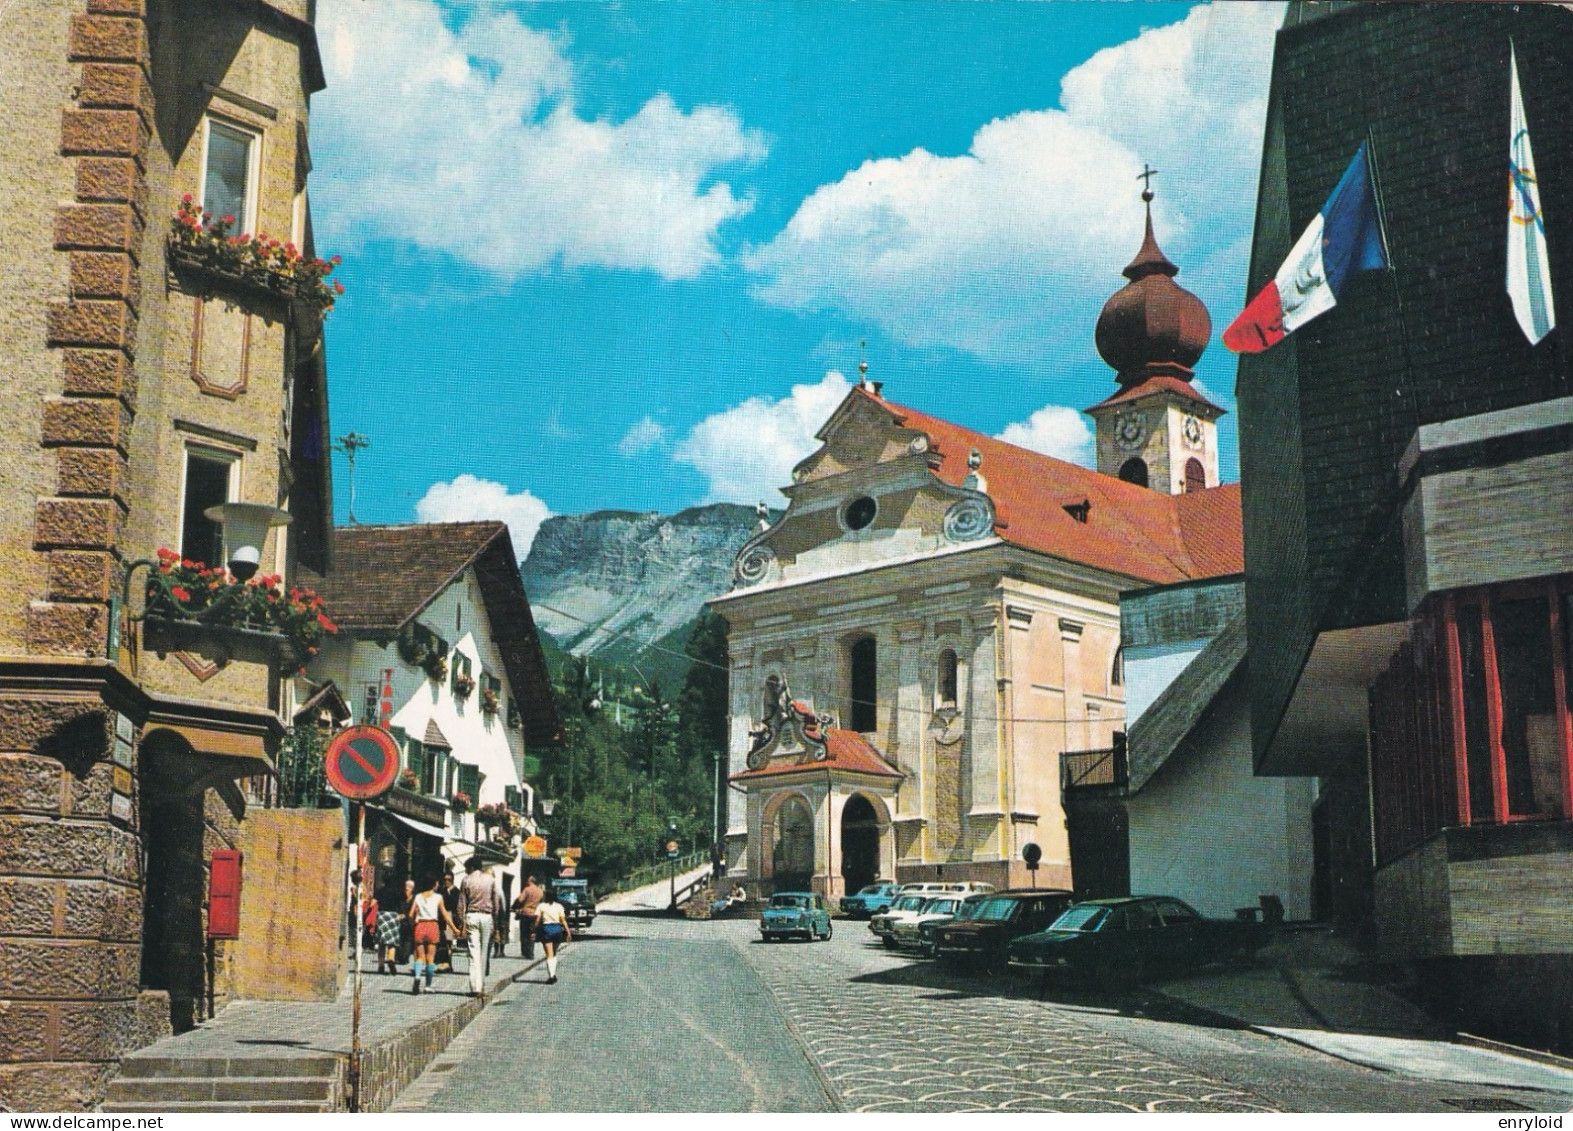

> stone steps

[{"left": 102, "top": 1056, "right": 340, "bottom": 1113}]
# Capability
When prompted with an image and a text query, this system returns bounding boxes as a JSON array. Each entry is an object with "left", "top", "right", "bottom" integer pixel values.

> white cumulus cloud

[
  {"left": 995, "top": 405, "right": 1094, "bottom": 465},
  {"left": 617, "top": 416, "right": 670, "bottom": 457},
  {"left": 314, "top": 0, "right": 767, "bottom": 280},
  {"left": 745, "top": 2, "right": 1283, "bottom": 363},
  {"left": 415, "top": 474, "right": 553, "bottom": 558},
  {"left": 673, "top": 371, "right": 853, "bottom": 505}
]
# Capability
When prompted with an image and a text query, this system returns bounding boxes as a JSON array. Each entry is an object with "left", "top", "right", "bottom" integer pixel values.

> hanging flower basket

[
  {"left": 480, "top": 686, "right": 500, "bottom": 716},
  {"left": 167, "top": 196, "right": 343, "bottom": 316},
  {"left": 421, "top": 651, "right": 448, "bottom": 683},
  {"left": 398, "top": 768, "right": 419, "bottom": 791},
  {"left": 452, "top": 673, "right": 476, "bottom": 699},
  {"left": 141, "top": 549, "right": 336, "bottom": 669},
  {"left": 450, "top": 791, "right": 472, "bottom": 813}
]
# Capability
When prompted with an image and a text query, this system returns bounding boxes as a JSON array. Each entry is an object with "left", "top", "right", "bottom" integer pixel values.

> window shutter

[{"left": 458, "top": 763, "right": 481, "bottom": 798}]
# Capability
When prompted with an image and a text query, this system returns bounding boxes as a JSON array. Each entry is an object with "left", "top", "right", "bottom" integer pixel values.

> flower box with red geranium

[
  {"left": 450, "top": 791, "right": 472, "bottom": 814},
  {"left": 398, "top": 768, "right": 420, "bottom": 791},
  {"left": 452, "top": 673, "right": 476, "bottom": 700},
  {"left": 140, "top": 548, "right": 337, "bottom": 668},
  {"left": 480, "top": 686, "right": 500, "bottom": 716},
  {"left": 167, "top": 196, "right": 344, "bottom": 317}
]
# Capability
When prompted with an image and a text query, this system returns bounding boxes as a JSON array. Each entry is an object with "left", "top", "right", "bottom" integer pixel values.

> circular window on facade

[{"left": 843, "top": 495, "right": 878, "bottom": 531}]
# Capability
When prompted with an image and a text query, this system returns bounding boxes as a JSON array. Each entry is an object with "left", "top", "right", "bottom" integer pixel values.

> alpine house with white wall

[{"left": 306, "top": 522, "right": 560, "bottom": 900}]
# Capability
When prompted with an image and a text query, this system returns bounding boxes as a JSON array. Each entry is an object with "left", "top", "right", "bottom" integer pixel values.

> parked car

[
  {"left": 1007, "top": 896, "right": 1267, "bottom": 984},
  {"left": 555, "top": 878, "right": 596, "bottom": 931},
  {"left": 839, "top": 881, "right": 901, "bottom": 919},
  {"left": 931, "top": 889, "right": 1076, "bottom": 971},
  {"left": 898, "top": 881, "right": 996, "bottom": 898},
  {"left": 890, "top": 895, "right": 968, "bottom": 951},
  {"left": 868, "top": 893, "right": 932, "bottom": 946},
  {"left": 917, "top": 892, "right": 991, "bottom": 957},
  {"left": 760, "top": 892, "right": 833, "bottom": 942}
]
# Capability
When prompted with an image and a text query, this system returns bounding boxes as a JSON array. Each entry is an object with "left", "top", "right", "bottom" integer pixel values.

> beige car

[
  {"left": 890, "top": 895, "right": 969, "bottom": 951},
  {"left": 868, "top": 893, "right": 931, "bottom": 946}
]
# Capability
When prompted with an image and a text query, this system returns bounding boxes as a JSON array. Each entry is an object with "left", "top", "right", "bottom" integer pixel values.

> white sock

[{"left": 546, "top": 955, "right": 557, "bottom": 977}]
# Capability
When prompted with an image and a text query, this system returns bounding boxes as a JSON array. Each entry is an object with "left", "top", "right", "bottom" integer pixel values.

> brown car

[{"left": 931, "top": 889, "right": 1075, "bottom": 972}]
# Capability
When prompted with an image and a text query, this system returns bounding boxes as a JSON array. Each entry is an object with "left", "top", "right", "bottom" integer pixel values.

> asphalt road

[{"left": 393, "top": 912, "right": 1566, "bottom": 1113}]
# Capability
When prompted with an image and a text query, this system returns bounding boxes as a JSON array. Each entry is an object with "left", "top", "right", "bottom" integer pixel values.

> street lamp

[
  {"left": 203, "top": 502, "right": 293, "bottom": 581},
  {"left": 666, "top": 816, "right": 680, "bottom": 913}
]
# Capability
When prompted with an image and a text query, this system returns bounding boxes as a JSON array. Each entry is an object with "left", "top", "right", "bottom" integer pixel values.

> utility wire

[{"left": 530, "top": 600, "right": 1128, "bottom": 728}]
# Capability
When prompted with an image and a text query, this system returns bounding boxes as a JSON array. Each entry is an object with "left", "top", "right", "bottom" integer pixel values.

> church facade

[{"left": 712, "top": 200, "right": 1244, "bottom": 900}]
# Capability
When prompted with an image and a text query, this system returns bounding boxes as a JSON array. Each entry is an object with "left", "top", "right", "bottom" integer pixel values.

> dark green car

[
  {"left": 760, "top": 892, "right": 833, "bottom": 942},
  {"left": 1007, "top": 896, "right": 1266, "bottom": 984}
]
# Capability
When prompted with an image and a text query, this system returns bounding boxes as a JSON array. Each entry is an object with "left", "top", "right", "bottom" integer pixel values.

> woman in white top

[
  {"left": 533, "top": 889, "right": 572, "bottom": 984},
  {"left": 408, "top": 873, "right": 462, "bottom": 994}
]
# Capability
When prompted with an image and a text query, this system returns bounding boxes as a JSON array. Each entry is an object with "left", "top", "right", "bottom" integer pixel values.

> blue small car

[
  {"left": 838, "top": 881, "right": 901, "bottom": 920},
  {"left": 761, "top": 892, "right": 833, "bottom": 942}
]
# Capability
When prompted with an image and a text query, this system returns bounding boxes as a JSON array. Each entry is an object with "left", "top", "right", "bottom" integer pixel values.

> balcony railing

[{"left": 1060, "top": 741, "right": 1128, "bottom": 794}]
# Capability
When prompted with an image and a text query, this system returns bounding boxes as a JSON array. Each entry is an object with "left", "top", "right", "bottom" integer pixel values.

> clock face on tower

[
  {"left": 1182, "top": 415, "right": 1204, "bottom": 450},
  {"left": 1114, "top": 414, "right": 1146, "bottom": 451}
]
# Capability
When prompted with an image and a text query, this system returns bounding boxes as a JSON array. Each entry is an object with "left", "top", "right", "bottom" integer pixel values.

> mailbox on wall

[{"left": 208, "top": 849, "right": 243, "bottom": 939}]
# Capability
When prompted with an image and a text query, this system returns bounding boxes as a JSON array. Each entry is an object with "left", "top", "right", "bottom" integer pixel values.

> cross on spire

[{"left": 1137, "top": 163, "right": 1159, "bottom": 203}]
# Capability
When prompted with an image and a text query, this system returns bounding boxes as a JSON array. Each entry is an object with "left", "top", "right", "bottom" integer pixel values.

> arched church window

[
  {"left": 1184, "top": 457, "right": 1206, "bottom": 493},
  {"left": 1111, "top": 645, "right": 1124, "bottom": 690},
  {"left": 1119, "top": 458, "right": 1149, "bottom": 488},
  {"left": 937, "top": 648, "right": 958, "bottom": 709},
  {"left": 849, "top": 635, "right": 877, "bottom": 733}
]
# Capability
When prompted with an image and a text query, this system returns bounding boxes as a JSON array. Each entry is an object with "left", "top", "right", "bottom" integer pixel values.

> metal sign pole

[{"left": 349, "top": 801, "right": 364, "bottom": 1112}]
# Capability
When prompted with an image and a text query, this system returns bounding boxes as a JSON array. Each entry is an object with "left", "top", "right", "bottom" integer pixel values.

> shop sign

[{"left": 378, "top": 784, "right": 448, "bottom": 827}]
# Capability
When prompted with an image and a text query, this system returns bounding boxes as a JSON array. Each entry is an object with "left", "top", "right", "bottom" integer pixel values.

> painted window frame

[
  {"left": 176, "top": 443, "right": 240, "bottom": 568},
  {"left": 199, "top": 114, "right": 264, "bottom": 236}
]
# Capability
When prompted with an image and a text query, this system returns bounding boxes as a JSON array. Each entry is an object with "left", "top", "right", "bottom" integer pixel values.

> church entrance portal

[
  {"left": 840, "top": 795, "right": 880, "bottom": 895},
  {"left": 771, "top": 795, "right": 815, "bottom": 893}
]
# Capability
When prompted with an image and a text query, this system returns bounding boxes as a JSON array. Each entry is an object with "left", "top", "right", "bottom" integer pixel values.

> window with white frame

[
  {"left": 201, "top": 117, "right": 261, "bottom": 234},
  {"left": 179, "top": 447, "right": 238, "bottom": 569}
]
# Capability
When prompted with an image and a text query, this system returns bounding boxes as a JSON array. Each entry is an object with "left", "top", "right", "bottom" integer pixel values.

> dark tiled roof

[
  {"left": 731, "top": 729, "right": 902, "bottom": 782},
  {"left": 314, "top": 522, "right": 562, "bottom": 747},
  {"left": 423, "top": 719, "right": 451, "bottom": 749},
  {"left": 1126, "top": 611, "right": 1248, "bottom": 793}
]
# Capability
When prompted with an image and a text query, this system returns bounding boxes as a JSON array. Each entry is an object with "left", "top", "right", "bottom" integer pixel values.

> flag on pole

[
  {"left": 1508, "top": 43, "right": 1555, "bottom": 345},
  {"left": 1223, "top": 143, "right": 1389, "bottom": 354}
]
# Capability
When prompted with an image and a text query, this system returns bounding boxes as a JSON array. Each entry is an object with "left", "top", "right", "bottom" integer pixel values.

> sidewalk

[
  {"left": 599, "top": 863, "right": 713, "bottom": 912},
  {"left": 108, "top": 947, "right": 545, "bottom": 1112},
  {"left": 1150, "top": 925, "right": 1573, "bottom": 1095}
]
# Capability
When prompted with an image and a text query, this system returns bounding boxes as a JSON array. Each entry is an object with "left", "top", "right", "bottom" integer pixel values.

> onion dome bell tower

[{"left": 1085, "top": 170, "right": 1224, "bottom": 495}]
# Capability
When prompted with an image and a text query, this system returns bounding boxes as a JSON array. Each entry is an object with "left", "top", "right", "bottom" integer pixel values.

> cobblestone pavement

[
  {"left": 393, "top": 913, "right": 1564, "bottom": 1113},
  {"left": 743, "top": 923, "right": 1275, "bottom": 1113}
]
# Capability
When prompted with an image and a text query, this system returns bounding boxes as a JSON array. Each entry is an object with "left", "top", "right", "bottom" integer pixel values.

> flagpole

[{"left": 1361, "top": 129, "right": 1419, "bottom": 470}]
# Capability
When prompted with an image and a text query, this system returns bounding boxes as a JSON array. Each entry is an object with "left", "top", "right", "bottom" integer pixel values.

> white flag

[{"left": 1508, "top": 43, "right": 1555, "bottom": 344}]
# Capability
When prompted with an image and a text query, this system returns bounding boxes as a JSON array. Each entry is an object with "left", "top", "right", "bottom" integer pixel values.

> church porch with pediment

[{"left": 732, "top": 717, "right": 902, "bottom": 899}]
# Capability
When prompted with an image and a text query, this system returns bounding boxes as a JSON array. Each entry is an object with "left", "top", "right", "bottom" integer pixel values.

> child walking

[{"left": 533, "top": 887, "right": 572, "bottom": 984}]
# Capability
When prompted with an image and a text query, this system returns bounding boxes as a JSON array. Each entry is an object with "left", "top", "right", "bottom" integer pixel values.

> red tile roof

[
  {"left": 865, "top": 389, "right": 1243, "bottom": 586},
  {"left": 1087, "top": 374, "right": 1225, "bottom": 415},
  {"left": 731, "top": 729, "right": 902, "bottom": 782}
]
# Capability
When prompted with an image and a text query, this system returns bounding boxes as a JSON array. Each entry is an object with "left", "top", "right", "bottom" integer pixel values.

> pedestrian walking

[
  {"left": 492, "top": 895, "right": 510, "bottom": 959},
  {"left": 513, "top": 874, "right": 543, "bottom": 959},
  {"left": 458, "top": 858, "right": 503, "bottom": 997},
  {"left": 534, "top": 885, "right": 572, "bottom": 984},
  {"left": 375, "top": 889, "right": 405, "bottom": 974},
  {"left": 400, "top": 877, "right": 416, "bottom": 966},
  {"left": 409, "top": 873, "right": 462, "bottom": 994},
  {"left": 436, "top": 871, "right": 459, "bottom": 972}
]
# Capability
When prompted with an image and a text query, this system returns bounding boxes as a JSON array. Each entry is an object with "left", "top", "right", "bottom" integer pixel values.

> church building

[{"left": 711, "top": 194, "right": 1244, "bottom": 899}]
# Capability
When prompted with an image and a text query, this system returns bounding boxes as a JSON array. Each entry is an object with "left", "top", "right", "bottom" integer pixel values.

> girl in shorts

[
  {"left": 533, "top": 887, "right": 572, "bottom": 984},
  {"left": 408, "top": 873, "right": 462, "bottom": 993}
]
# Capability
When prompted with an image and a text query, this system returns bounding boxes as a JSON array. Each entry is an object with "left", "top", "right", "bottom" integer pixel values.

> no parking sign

[{"left": 325, "top": 725, "right": 401, "bottom": 801}]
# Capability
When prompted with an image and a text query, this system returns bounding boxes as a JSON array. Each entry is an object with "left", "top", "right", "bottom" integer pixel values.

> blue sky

[{"left": 311, "top": 0, "right": 1284, "bottom": 556}]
